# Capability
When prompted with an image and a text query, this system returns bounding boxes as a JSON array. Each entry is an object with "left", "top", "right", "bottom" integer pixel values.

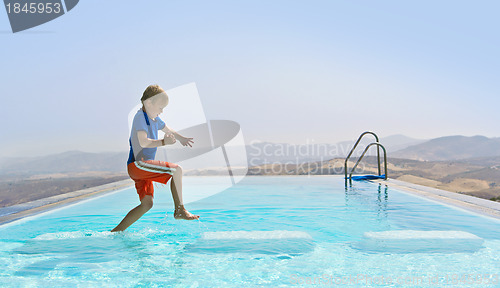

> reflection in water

[{"left": 345, "top": 183, "right": 389, "bottom": 221}]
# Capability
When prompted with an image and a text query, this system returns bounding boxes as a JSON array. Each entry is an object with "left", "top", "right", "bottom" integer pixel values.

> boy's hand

[
  {"left": 163, "top": 133, "right": 176, "bottom": 145},
  {"left": 178, "top": 135, "right": 194, "bottom": 147}
]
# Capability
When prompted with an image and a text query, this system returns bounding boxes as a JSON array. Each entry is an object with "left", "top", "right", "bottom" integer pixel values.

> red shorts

[{"left": 127, "top": 160, "right": 179, "bottom": 200}]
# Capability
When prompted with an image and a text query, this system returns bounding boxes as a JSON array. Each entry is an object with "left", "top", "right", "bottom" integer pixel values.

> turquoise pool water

[{"left": 1, "top": 176, "right": 499, "bottom": 287}]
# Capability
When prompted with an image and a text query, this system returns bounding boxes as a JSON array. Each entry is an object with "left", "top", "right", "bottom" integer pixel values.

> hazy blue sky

[{"left": 1, "top": 1, "right": 499, "bottom": 157}]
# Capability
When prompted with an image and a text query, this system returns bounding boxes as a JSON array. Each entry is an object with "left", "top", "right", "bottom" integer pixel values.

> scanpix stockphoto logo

[
  {"left": 128, "top": 83, "right": 248, "bottom": 204},
  {"left": 3, "top": 0, "right": 79, "bottom": 33}
]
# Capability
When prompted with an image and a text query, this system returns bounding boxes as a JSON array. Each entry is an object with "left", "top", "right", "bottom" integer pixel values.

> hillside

[
  {"left": 0, "top": 151, "right": 129, "bottom": 208},
  {"left": 1, "top": 134, "right": 500, "bottom": 207},
  {"left": 0, "top": 135, "right": 422, "bottom": 174},
  {"left": 247, "top": 156, "right": 500, "bottom": 201},
  {"left": 0, "top": 173, "right": 128, "bottom": 208}
]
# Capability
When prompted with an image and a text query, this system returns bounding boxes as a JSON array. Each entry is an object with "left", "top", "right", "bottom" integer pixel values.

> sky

[{"left": 1, "top": 0, "right": 499, "bottom": 158}]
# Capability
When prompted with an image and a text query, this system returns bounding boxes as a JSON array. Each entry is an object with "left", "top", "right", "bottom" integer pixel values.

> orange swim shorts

[{"left": 127, "top": 160, "right": 179, "bottom": 200}]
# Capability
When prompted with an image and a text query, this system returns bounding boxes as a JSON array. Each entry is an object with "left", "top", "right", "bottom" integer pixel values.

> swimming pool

[{"left": 1, "top": 176, "right": 499, "bottom": 287}]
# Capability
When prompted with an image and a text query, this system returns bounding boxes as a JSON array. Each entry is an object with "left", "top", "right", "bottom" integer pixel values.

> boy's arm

[
  {"left": 137, "top": 130, "right": 175, "bottom": 148},
  {"left": 162, "top": 125, "right": 194, "bottom": 147}
]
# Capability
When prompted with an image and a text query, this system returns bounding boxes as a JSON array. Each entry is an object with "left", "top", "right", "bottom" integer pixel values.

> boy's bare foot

[{"left": 174, "top": 205, "right": 200, "bottom": 220}]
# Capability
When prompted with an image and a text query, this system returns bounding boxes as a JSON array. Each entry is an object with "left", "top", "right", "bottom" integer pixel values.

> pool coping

[
  {"left": 0, "top": 179, "right": 134, "bottom": 225},
  {"left": 379, "top": 178, "right": 500, "bottom": 220}
]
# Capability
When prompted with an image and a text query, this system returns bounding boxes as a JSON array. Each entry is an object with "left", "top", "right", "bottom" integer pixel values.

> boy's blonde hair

[{"left": 141, "top": 84, "right": 166, "bottom": 103}]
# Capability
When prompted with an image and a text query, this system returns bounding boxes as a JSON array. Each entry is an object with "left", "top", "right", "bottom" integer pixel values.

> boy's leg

[
  {"left": 169, "top": 165, "right": 182, "bottom": 206},
  {"left": 111, "top": 195, "right": 154, "bottom": 232},
  {"left": 170, "top": 166, "right": 199, "bottom": 220},
  {"left": 128, "top": 160, "right": 199, "bottom": 221}
]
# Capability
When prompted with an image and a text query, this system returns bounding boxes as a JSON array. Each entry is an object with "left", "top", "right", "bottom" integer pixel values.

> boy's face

[{"left": 144, "top": 92, "right": 168, "bottom": 119}]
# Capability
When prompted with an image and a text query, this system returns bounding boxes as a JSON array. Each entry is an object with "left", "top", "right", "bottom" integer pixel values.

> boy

[{"left": 111, "top": 84, "right": 199, "bottom": 232}]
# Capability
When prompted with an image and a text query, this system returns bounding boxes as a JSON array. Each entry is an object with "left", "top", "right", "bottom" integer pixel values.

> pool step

[
  {"left": 355, "top": 230, "right": 484, "bottom": 253},
  {"left": 202, "top": 230, "right": 312, "bottom": 240},
  {"left": 185, "top": 230, "right": 314, "bottom": 255}
]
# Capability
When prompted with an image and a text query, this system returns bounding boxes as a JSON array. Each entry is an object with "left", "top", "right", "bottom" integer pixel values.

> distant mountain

[
  {"left": 392, "top": 136, "right": 500, "bottom": 161},
  {"left": 0, "top": 134, "right": 427, "bottom": 175},
  {"left": 0, "top": 151, "right": 128, "bottom": 176},
  {"left": 247, "top": 134, "right": 425, "bottom": 165}
]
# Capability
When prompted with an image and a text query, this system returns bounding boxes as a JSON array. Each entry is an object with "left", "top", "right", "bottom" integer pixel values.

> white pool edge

[{"left": 381, "top": 178, "right": 500, "bottom": 221}]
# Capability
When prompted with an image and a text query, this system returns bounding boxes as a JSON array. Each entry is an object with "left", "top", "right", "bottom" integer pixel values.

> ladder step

[{"left": 349, "top": 174, "right": 386, "bottom": 181}]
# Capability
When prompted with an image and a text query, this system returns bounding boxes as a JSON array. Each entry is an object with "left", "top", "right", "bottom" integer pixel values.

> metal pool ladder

[{"left": 344, "top": 131, "right": 388, "bottom": 186}]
